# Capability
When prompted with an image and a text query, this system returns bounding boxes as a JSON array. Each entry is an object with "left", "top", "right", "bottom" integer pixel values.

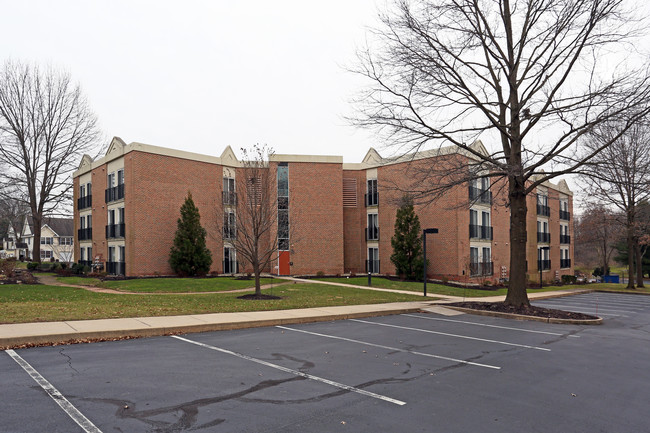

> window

[
  {"left": 80, "top": 184, "right": 85, "bottom": 197},
  {"left": 40, "top": 250, "right": 53, "bottom": 260},
  {"left": 277, "top": 164, "right": 290, "bottom": 251},
  {"left": 538, "top": 247, "right": 550, "bottom": 270},
  {"left": 59, "top": 237, "right": 73, "bottom": 245},
  {"left": 223, "top": 177, "right": 236, "bottom": 205},
  {"left": 80, "top": 248, "right": 85, "bottom": 261},
  {"left": 117, "top": 168, "right": 124, "bottom": 186},
  {"left": 107, "top": 172, "right": 115, "bottom": 188},
  {"left": 367, "top": 247, "right": 379, "bottom": 273},
  {"left": 366, "top": 179, "right": 378, "bottom": 206},
  {"left": 119, "top": 246, "right": 125, "bottom": 263},
  {"left": 108, "top": 246, "right": 115, "bottom": 262},
  {"left": 88, "top": 246, "right": 92, "bottom": 262},
  {"left": 40, "top": 237, "right": 53, "bottom": 245},
  {"left": 223, "top": 211, "right": 236, "bottom": 239},
  {"left": 223, "top": 246, "right": 237, "bottom": 274},
  {"left": 108, "top": 209, "right": 115, "bottom": 225},
  {"left": 366, "top": 213, "right": 379, "bottom": 240}
]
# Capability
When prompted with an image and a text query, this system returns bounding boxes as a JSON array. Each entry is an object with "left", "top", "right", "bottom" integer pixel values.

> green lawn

[
  {"left": 0, "top": 283, "right": 426, "bottom": 324},
  {"left": 54, "top": 276, "right": 284, "bottom": 293},
  {"left": 314, "top": 276, "right": 621, "bottom": 297}
]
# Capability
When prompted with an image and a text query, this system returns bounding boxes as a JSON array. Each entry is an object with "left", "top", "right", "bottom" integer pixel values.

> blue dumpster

[{"left": 602, "top": 274, "right": 620, "bottom": 283}]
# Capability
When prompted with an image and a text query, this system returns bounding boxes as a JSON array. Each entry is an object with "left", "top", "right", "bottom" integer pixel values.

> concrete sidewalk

[{"left": 0, "top": 285, "right": 590, "bottom": 349}]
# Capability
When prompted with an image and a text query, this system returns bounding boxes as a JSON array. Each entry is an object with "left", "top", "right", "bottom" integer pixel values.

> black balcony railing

[
  {"left": 365, "top": 192, "right": 379, "bottom": 207},
  {"left": 560, "top": 234, "right": 571, "bottom": 244},
  {"left": 223, "top": 226, "right": 236, "bottom": 240},
  {"left": 537, "top": 232, "right": 551, "bottom": 243},
  {"left": 365, "top": 259, "right": 380, "bottom": 274},
  {"left": 105, "top": 183, "right": 125, "bottom": 203},
  {"left": 222, "top": 260, "right": 239, "bottom": 274},
  {"left": 469, "top": 224, "right": 493, "bottom": 240},
  {"left": 537, "top": 203, "right": 550, "bottom": 217},
  {"left": 77, "top": 195, "right": 92, "bottom": 210},
  {"left": 77, "top": 260, "right": 92, "bottom": 268},
  {"left": 106, "top": 261, "right": 126, "bottom": 275},
  {"left": 468, "top": 186, "right": 492, "bottom": 205},
  {"left": 365, "top": 226, "right": 379, "bottom": 241},
  {"left": 538, "top": 259, "right": 551, "bottom": 270},
  {"left": 560, "top": 209, "right": 570, "bottom": 221},
  {"left": 470, "top": 261, "right": 494, "bottom": 276},
  {"left": 78, "top": 227, "right": 92, "bottom": 241},
  {"left": 106, "top": 223, "right": 126, "bottom": 239},
  {"left": 560, "top": 258, "right": 571, "bottom": 269},
  {"left": 222, "top": 191, "right": 237, "bottom": 206}
]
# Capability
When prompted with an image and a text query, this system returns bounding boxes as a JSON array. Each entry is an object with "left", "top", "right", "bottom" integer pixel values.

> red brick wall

[
  {"left": 287, "top": 162, "right": 344, "bottom": 275},
  {"left": 343, "top": 170, "right": 366, "bottom": 274},
  {"left": 128, "top": 151, "right": 223, "bottom": 276}
]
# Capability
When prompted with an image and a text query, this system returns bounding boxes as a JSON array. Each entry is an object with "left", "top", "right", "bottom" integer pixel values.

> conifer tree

[
  {"left": 169, "top": 192, "right": 212, "bottom": 276},
  {"left": 390, "top": 195, "right": 424, "bottom": 280}
]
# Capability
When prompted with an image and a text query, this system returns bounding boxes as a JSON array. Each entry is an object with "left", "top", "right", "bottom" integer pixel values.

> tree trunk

[
  {"left": 32, "top": 214, "right": 41, "bottom": 263},
  {"left": 626, "top": 225, "right": 635, "bottom": 289},
  {"left": 635, "top": 241, "right": 645, "bottom": 288},
  {"left": 505, "top": 181, "right": 530, "bottom": 307},
  {"left": 254, "top": 261, "right": 261, "bottom": 296}
]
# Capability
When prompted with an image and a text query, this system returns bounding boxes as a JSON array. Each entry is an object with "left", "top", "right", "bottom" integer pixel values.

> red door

[{"left": 278, "top": 251, "right": 291, "bottom": 275}]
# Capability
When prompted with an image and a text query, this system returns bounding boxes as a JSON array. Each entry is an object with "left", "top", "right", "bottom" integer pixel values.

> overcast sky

[
  {"left": 2, "top": 0, "right": 381, "bottom": 163},
  {"left": 3, "top": 0, "right": 649, "bottom": 211}
]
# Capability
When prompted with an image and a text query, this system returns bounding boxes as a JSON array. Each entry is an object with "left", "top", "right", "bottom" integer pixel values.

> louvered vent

[{"left": 343, "top": 178, "right": 357, "bottom": 207}]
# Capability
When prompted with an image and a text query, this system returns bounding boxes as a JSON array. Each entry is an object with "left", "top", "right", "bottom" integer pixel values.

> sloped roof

[{"left": 26, "top": 216, "right": 74, "bottom": 237}]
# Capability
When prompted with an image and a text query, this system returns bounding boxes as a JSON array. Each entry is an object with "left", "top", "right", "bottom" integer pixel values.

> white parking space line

[
  {"left": 401, "top": 314, "right": 580, "bottom": 338},
  {"left": 276, "top": 326, "right": 501, "bottom": 370},
  {"left": 349, "top": 319, "right": 551, "bottom": 351},
  {"left": 571, "top": 299, "right": 649, "bottom": 308},
  {"left": 5, "top": 350, "right": 103, "bottom": 433},
  {"left": 171, "top": 335, "right": 406, "bottom": 406},
  {"left": 532, "top": 303, "right": 631, "bottom": 316}
]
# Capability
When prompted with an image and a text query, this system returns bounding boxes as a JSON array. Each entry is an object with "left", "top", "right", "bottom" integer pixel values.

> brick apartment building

[{"left": 73, "top": 137, "right": 573, "bottom": 283}]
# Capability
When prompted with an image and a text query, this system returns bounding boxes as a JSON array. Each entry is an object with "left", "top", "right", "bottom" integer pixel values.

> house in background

[
  {"left": 73, "top": 137, "right": 573, "bottom": 282},
  {"left": 6, "top": 216, "right": 74, "bottom": 262}
]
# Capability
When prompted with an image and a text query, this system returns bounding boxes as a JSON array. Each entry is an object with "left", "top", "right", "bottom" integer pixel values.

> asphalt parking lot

[{"left": 3, "top": 292, "right": 649, "bottom": 433}]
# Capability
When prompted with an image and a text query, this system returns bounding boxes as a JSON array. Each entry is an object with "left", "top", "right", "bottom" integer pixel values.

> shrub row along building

[{"left": 73, "top": 137, "right": 573, "bottom": 283}]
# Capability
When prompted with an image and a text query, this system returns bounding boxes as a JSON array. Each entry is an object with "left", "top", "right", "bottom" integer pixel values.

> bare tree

[
  {"left": 353, "top": 0, "right": 650, "bottom": 306},
  {"left": 224, "top": 145, "right": 284, "bottom": 296},
  {"left": 580, "top": 121, "right": 650, "bottom": 288},
  {"left": 0, "top": 192, "right": 29, "bottom": 244},
  {"left": 575, "top": 205, "right": 622, "bottom": 277},
  {"left": 0, "top": 60, "right": 101, "bottom": 262}
]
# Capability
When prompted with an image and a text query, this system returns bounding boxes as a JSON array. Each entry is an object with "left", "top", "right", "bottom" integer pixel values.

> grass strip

[{"left": 0, "top": 283, "right": 426, "bottom": 324}]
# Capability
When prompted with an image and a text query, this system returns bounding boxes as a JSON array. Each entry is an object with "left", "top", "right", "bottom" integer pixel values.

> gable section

[
  {"left": 106, "top": 136, "right": 127, "bottom": 157},
  {"left": 362, "top": 148, "right": 383, "bottom": 165},
  {"left": 78, "top": 154, "right": 93, "bottom": 170},
  {"left": 220, "top": 146, "right": 239, "bottom": 166}
]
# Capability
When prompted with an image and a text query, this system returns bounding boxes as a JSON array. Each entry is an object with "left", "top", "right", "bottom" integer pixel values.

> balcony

[
  {"left": 365, "top": 192, "right": 378, "bottom": 207},
  {"left": 469, "top": 224, "right": 493, "bottom": 240},
  {"left": 222, "top": 191, "right": 237, "bottom": 206},
  {"left": 560, "top": 258, "right": 571, "bottom": 269},
  {"left": 560, "top": 234, "right": 571, "bottom": 244},
  {"left": 78, "top": 227, "right": 92, "bottom": 241},
  {"left": 470, "top": 261, "right": 494, "bottom": 276},
  {"left": 538, "top": 259, "right": 551, "bottom": 271},
  {"left": 106, "top": 261, "right": 126, "bottom": 275},
  {"left": 223, "top": 226, "right": 236, "bottom": 240},
  {"left": 468, "top": 186, "right": 492, "bottom": 205},
  {"left": 365, "top": 226, "right": 379, "bottom": 241},
  {"left": 106, "top": 223, "right": 125, "bottom": 239},
  {"left": 560, "top": 209, "right": 570, "bottom": 221},
  {"left": 222, "top": 260, "right": 239, "bottom": 274},
  {"left": 537, "top": 232, "right": 551, "bottom": 243},
  {"left": 365, "top": 259, "right": 380, "bottom": 274},
  {"left": 537, "top": 203, "right": 550, "bottom": 217},
  {"left": 77, "top": 195, "right": 92, "bottom": 210},
  {"left": 105, "top": 183, "right": 125, "bottom": 203}
]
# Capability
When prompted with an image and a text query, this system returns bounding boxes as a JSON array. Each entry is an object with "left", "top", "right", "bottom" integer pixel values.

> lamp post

[{"left": 423, "top": 228, "right": 439, "bottom": 296}]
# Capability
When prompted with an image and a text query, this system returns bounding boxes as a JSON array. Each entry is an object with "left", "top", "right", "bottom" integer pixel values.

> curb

[
  {"left": 442, "top": 306, "right": 603, "bottom": 325},
  {"left": 0, "top": 307, "right": 422, "bottom": 350}
]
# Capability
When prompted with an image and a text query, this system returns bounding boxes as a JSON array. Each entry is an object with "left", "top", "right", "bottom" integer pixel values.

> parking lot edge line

[
  {"left": 5, "top": 349, "right": 103, "bottom": 433},
  {"left": 400, "top": 314, "right": 576, "bottom": 337},
  {"left": 276, "top": 326, "right": 500, "bottom": 370},
  {"left": 349, "top": 319, "right": 551, "bottom": 351},
  {"left": 170, "top": 335, "right": 407, "bottom": 406}
]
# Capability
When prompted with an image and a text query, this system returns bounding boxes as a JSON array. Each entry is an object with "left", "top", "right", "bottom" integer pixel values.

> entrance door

[{"left": 279, "top": 251, "right": 290, "bottom": 275}]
